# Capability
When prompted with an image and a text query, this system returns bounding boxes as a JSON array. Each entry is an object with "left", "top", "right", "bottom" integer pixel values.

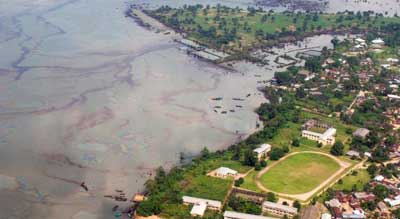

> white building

[
  {"left": 371, "top": 38, "right": 385, "bottom": 48},
  {"left": 262, "top": 201, "right": 298, "bottom": 218},
  {"left": 321, "top": 213, "right": 332, "bottom": 219},
  {"left": 213, "top": 167, "right": 238, "bottom": 178},
  {"left": 384, "top": 195, "right": 400, "bottom": 207},
  {"left": 301, "top": 127, "right": 336, "bottom": 145},
  {"left": 183, "top": 196, "right": 222, "bottom": 217},
  {"left": 374, "top": 175, "right": 384, "bottom": 182},
  {"left": 223, "top": 211, "right": 277, "bottom": 219},
  {"left": 253, "top": 144, "right": 271, "bottom": 160},
  {"left": 355, "top": 38, "right": 366, "bottom": 44}
]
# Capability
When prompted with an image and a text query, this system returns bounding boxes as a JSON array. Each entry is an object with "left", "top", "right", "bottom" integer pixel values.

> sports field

[{"left": 259, "top": 153, "right": 340, "bottom": 194}]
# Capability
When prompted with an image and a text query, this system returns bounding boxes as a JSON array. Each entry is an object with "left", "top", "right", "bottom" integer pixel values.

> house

[
  {"left": 364, "top": 152, "right": 372, "bottom": 158},
  {"left": 213, "top": 167, "right": 238, "bottom": 178},
  {"left": 355, "top": 38, "right": 366, "bottom": 44},
  {"left": 352, "top": 128, "right": 370, "bottom": 139},
  {"left": 326, "top": 198, "right": 341, "bottom": 208},
  {"left": 262, "top": 201, "right": 298, "bottom": 218},
  {"left": 183, "top": 196, "right": 222, "bottom": 217},
  {"left": 371, "top": 38, "right": 385, "bottom": 48},
  {"left": 342, "top": 213, "right": 365, "bottom": 219},
  {"left": 386, "top": 58, "right": 399, "bottom": 64},
  {"left": 346, "top": 150, "right": 360, "bottom": 158},
  {"left": 353, "top": 192, "right": 375, "bottom": 202},
  {"left": 384, "top": 195, "right": 400, "bottom": 207},
  {"left": 253, "top": 144, "right": 271, "bottom": 160},
  {"left": 374, "top": 175, "right": 384, "bottom": 182},
  {"left": 223, "top": 211, "right": 276, "bottom": 219}
]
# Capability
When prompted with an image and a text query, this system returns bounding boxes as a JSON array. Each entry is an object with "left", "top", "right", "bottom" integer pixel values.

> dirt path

[{"left": 255, "top": 151, "right": 351, "bottom": 202}]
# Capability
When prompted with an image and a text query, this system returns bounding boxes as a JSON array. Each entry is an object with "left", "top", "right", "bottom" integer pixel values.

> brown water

[{"left": 0, "top": 0, "right": 398, "bottom": 218}]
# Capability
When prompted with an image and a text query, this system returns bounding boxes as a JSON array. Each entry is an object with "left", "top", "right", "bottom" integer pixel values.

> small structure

[
  {"left": 387, "top": 58, "right": 399, "bottom": 64},
  {"left": 355, "top": 38, "right": 366, "bottom": 44},
  {"left": 262, "top": 201, "right": 298, "bottom": 218},
  {"left": 321, "top": 213, "right": 332, "bottom": 219},
  {"left": 213, "top": 167, "right": 238, "bottom": 178},
  {"left": 253, "top": 144, "right": 271, "bottom": 160},
  {"left": 371, "top": 38, "right": 385, "bottom": 48},
  {"left": 342, "top": 213, "right": 365, "bottom": 219},
  {"left": 346, "top": 150, "right": 360, "bottom": 158},
  {"left": 385, "top": 195, "right": 400, "bottom": 207},
  {"left": 223, "top": 211, "right": 277, "bottom": 219},
  {"left": 374, "top": 175, "right": 384, "bottom": 182},
  {"left": 326, "top": 198, "right": 341, "bottom": 208},
  {"left": 131, "top": 194, "right": 146, "bottom": 203},
  {"left": 183, "top": 196, "right": 222, "bottom": 217},
  {"left": 353, "top": 128, "right": 370, "bottom": 139}
]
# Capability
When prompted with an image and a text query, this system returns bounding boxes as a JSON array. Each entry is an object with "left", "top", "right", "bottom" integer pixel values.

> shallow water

[{"left": 0, "top": 0, "right": 398, "bottom": 218}]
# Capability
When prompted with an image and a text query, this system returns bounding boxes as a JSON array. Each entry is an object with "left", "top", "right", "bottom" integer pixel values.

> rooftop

[
  {"left": 182, "top": 196, "right": 222, "bottom": 209},
  {"left": 214, "top": 167, "right": 238, "bottom": 176},
  {"left": 223, "top": 211, "right": 277, "bottom": 219},
  {"left": 353, "top": 128, "right": 370, "bottom": 138},
  {"left": 190, "top": 202, "right": 207, "bottom": 216},
  {"left": 254, "top": 144, "right": 271, "bottom": 154},
  {"left": 262, "top": 201, "right": 298, "bottom": 214}
]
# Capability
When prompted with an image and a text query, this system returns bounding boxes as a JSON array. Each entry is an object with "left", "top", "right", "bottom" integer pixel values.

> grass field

[
  {"left": 260, "top": 153, "right": 341, "bottom": 194},
  {"left": 241, "top": 170, "right": 263, "bottom": 192},
  {"left": 333, "top": 169, "right": 370, "bottom": 192}
]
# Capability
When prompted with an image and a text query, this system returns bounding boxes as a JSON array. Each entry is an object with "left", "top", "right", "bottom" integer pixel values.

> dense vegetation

[{"left": 145, "top": 5, "right": 400, "bottom": 51}]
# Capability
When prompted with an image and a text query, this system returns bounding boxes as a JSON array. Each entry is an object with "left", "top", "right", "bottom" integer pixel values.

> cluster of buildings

[
  {"left": 324, "top": 172, "right": 400, "bottom": 219},
  {"left": 301, "top": 119, "right": 336, "bottom": 146},
  {"left": 183, "top": 195, "right": 298, "bottom": 218},
  {"left": 325, "top": 191, "right": 376, "bottom": 219},
  {"left": 351, "top": 37, "right": 385, "bottom": 53}
]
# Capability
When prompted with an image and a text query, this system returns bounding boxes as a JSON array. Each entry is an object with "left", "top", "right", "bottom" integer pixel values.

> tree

[
  {"left": 330, "top": 141, "right": 344, "bottom": 156},
  {"left": 292, "top": 138, "right": 300, "bottom": 147},
  {"left": 270, "top": 148, "right": 285, "bottom": 160},
  {"left": 275, "top": 71, "right": 292, "bottom": 85},
  {"left": 235, "top": 177, "right": 244, "bottom": 186},
  {"left": 295, "top": 88, "right": 306, "bottom": 99},
  {"left": 255, "top": 162, "right": 262, "bottom": 171},
  {"left": 367, "top": 164, "right": 378, "bottom": 176},
  {"left": 201, "top": 147, "right": 210, "bottom": 159},
  {"left": 305, "top": 56, "right": 322, "bottom": 72},
  {"left": 293, "top": 200, "right": 301, "bottom": 210},
  {"left": 267, "top": 192, "right": 277, "bottom": 202},
  {"left": 373, "top": 184, "right": 389, "bottom": 201},
  {"left": 136, "top": 198, "right": 162, "bottom": 216},
  {"left": 243, "top": 150, "right": 258, "bottom": 166},
  {"left": 260, "top": 160, "right": 267, "bottom": 167},
  {"left": 232, "top": 145, "right": 241, "bottom": 160}
]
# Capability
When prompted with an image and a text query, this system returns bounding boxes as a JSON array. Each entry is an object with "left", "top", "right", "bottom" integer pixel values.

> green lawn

[
  {"left": 333, "top": 169, "right": 370, "bottom": 192},
  {"left": 241, "top": 170, "right": 263, "bottom": 193},
  {"left": 260, "top": 153, "right": 340, "bottom": 194},
  {"left": 181, "top": 174, "right": 232, "bottom": 201}
]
